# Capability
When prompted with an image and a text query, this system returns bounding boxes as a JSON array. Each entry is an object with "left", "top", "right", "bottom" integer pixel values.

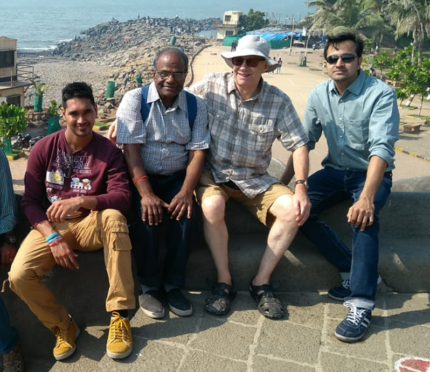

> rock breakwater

[{"left": 19, "top": 16, "right": 221, "bottom": 121}]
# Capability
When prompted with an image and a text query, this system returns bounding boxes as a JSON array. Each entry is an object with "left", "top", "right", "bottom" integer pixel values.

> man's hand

[
  {"left": 47, "top": 198, "right": 83, "bottom": 223},
  {"left": 347, "top": 196, "right": 375, "bottom": 231},
  {"left": 108, "top": 120, "right": 118, "bottom": 145},
  {"left": 168, "top": 190, "right": 194, "bottom": 220},
  {"left": 50, "top": 240, "right": 79, "bottom": 270},
  {"left": 293, "top": 185, "right": 311, "bottom": 226},
  {"left": 0, "top": 243, "right": 17, "bottom": 268},
  {"left": 140, "top": 193, "right": 169, "bottom": 226}
]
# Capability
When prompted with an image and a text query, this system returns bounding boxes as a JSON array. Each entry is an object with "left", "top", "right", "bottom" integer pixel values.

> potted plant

[
  {"left": 47, "top": 99, "right": 62, "bottom": 134},
  {"left": 0, "top": 102, "right": 28, "bottom": 154},
  {"left": 30, "top": 79, "right": 49, "bottom": 112}
]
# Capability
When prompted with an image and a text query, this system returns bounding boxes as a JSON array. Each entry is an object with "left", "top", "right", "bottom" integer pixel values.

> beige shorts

[{"left": 196, "top": 171, "right": 293, "bottom": 227}]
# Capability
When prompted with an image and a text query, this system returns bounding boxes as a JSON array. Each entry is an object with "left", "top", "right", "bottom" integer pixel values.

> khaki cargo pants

[{"left": 9, "top": 209, "right": 135, "bottom": 332}]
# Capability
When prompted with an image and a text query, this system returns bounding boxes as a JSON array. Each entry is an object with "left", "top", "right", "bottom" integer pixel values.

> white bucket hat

[{"left": 221, "top": 35, "right": 278, "bottom": 72}]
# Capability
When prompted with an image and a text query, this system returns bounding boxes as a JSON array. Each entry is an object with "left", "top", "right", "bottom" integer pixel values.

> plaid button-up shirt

[
  {"left": 188, "top": 72, "right": 308, "bottom": 198},
  {"left": 116, "top": 83, "right": 209, "bottom": 175}
]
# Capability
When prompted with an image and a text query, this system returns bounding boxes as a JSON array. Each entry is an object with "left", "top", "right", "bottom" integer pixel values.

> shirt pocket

[
  {"left": 346, "top": 119, "right": 369, "bottom": 150},
  {"left": 208, "top": 108, "right": 230, "bottom": 136},
  {"left": 248, "top": 121, "right": 275, "bottom": 152}
]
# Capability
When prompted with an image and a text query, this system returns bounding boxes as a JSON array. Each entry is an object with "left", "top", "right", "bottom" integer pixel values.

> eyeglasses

[
  {"left": 231, "top": 57, "right": 266, "bottom": 67},
  {"left": 326, "top": 53, "right": 357, "bottom": 65},
  {"left": 155, "top": 70, "right": 187, "bottom": 80}
]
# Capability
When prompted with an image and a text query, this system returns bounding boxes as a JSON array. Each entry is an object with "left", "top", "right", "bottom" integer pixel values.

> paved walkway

[{"left": 46, "top": 292, "right": 430, "bottom": 372}]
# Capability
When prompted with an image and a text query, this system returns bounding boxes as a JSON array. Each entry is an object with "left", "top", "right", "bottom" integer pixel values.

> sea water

[{"left": 0, "top": 0, "right": 310, "bottom": 51}]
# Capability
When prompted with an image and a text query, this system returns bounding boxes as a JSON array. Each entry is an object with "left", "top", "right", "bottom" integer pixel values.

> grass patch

[{"left": 400, "top": 104, "right": 418, "bottom": 110}]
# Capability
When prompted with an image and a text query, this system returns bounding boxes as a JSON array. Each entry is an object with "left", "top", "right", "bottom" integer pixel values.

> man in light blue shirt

[
  {"left": 285, "top": 32, "right": 399, "bottom": 343},
  {"left": 116, "top": 47, "right": 209, "bottom": 320}
]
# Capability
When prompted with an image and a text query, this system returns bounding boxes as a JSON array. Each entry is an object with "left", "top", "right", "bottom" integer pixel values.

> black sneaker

[
  {"left": 328, "top": 275, "right": 382, "bottom": 301},
  {"left": 335, "top": 302, "right": 372, "bottom": 343},
  {"left": 165, "top": 288, "right": 193, "bottom": 317},
  {"left": 139, "top": 290, "right": 165, "bottom": 319}
]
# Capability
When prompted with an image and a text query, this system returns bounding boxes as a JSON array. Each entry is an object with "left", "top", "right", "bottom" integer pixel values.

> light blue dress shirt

[{"left": 304, "top": 70, "right": 399, "bottom": 171}]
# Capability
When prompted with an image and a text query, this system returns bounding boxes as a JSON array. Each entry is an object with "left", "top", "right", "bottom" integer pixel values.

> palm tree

[
  {"left": 386, "top": 0, "right": 430, "bottom": 65},
  {"left": 305, "top": 0, "right": 391, "bottom": 42}
]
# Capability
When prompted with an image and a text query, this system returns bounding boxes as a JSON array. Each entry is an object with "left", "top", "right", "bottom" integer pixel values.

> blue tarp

[{"left": 246, "top": 29, "right": 303, "bottom": 41}]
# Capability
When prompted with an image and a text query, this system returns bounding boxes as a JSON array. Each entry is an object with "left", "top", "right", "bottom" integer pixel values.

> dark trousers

[
  {"left": 130, "top": 171, "right": 195, "bottom": 288},
  {"left": 300, "top": 168, "right": 392, "bottom": 310}
]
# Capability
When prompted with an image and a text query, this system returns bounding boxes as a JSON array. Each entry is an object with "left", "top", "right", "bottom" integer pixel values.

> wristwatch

[
  {"left": 2, "top": 232, "right": 17, "bottom": 245},
  {"left": 294, "top": 180, "right": 308, "bottom": 189}
]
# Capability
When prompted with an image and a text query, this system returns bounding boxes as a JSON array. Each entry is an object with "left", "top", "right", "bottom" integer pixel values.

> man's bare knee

[{"left": 201, "top": 195, "right": 226, "bottom": 224}]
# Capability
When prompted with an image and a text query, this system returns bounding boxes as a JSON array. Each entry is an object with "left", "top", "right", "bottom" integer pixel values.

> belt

[{"left": 222, "top": 180, "right": 240, "bottom": 190}]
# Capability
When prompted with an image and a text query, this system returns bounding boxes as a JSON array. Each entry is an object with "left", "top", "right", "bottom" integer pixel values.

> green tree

[
  {"left": 305, "top": 0, "right": 392, "bottom": 43},
  {"left": 241, "top": 9, "right": 269, "bottom": 32},
  {"left": 386, "top": 0, "right": 430, "bottom": 65}
]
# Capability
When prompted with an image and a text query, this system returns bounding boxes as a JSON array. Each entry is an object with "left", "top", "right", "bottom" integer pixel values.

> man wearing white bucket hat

[{"left": 188, "top": 35, "right": 311, "bottom": 319}]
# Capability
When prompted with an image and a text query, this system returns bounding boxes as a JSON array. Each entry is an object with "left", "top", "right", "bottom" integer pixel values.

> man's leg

[
  {"left": 128, "top": 182, "right": 165, "bottom": 319},
  {"left": 240, "top": 183, "right": 297, "bottom": 319},
  {"left": 9, "top": 230, "right": 70, "bottom": 331},
  {"left": 196, "top": 172, "right": 235, "bottom": 316},
  {"left": 0, "top": 295, "right": 24, "bottom": 370},
  {"left": 346, "top": 171, "right": 392, "bottom": 310},
  {"left": 300, "top": 168, "right": 353, "bottom": 277},
  {"left": 72, "top": 210, "right": 134, "bottom": 359},
  {"left": 9, "top": 228, "right": 78, "bottom": 361},
  {"left": 0, "top": 295, "right": 17, "bottom": 354},
  {"left": 201, "top": 195, "right": 231, "bottom": 284},
  {"left": 254, "top": 194, "right": 299, "bottom": 286},
  {"left": 333, "top": 171, "right": 392, "bottom": 343},
  {"left": 161, "top": 172, "right": 195, "bottom": 316}
]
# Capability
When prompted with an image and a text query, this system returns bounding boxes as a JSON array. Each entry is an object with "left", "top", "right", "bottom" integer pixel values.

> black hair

[
  {"left": 152, "top": 47, "right": 189, "bottom": 73},
  {"left": 61, "top": 82, "right": 95, "bottom": 109},
  {"left": 324, "top": 32, "right": 364, "bottom": 60}
]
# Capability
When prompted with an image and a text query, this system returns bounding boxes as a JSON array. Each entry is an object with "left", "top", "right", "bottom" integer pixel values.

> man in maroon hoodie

[{"left": 9, "top": 82, "right": 135, "bottom": 362}]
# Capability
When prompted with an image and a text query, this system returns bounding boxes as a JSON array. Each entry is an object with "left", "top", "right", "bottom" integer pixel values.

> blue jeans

[
  {"left": 130, "top": 171, "right": 195, "bottom": 288},
  {"left": 301, "top": 168, "right": 392, "bottom": 310},
  {"left": 0, "top": 294, "right": 17, "bottom": 354}
]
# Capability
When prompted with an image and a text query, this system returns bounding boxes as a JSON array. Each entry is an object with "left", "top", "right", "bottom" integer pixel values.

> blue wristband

[{"left": 46, "top": 232, "right": 60, "bottom": 243}]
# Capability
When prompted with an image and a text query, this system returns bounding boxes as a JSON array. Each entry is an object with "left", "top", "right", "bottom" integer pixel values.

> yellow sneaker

[
  {"left": 106, "top": 312, "right": 133, "bottom": 359},
  {"left": 53, "top": 317, "right": 80, "bottom": 361}
]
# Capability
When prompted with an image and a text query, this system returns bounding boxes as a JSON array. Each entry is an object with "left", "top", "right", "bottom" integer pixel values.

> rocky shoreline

[{"left": 18, "top": 16, "right": 221, "bottom": 121}]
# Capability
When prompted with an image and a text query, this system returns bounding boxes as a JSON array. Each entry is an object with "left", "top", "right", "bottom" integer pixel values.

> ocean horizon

[{"left": 1, "top": 0, "right": 311, "bottom": 52}]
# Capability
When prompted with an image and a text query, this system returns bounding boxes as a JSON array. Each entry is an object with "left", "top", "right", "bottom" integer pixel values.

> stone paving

[{"left": 42, "top": 291, "right": 430, "bottom": 372}]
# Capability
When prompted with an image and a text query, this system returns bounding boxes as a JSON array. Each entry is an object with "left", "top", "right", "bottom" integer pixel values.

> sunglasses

[
  {"left": 232, "top": 57, "right": 266, "bottom": 67},
  {"left": 326, "top": 53, "right": 357, "bottom": 65}
]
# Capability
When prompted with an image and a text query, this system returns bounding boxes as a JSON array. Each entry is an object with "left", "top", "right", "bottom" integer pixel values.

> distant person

[
  {"left": 123, "top": 73, "right": 130, "bottom": 89},
  {"left": 9, "top": 82, "right": 135, "bottom": 361},
  {"left": 285, "top": 31, "right": 399, "bottom": 343},
  {"left": 115, "top": 47, "right": 209, "bottom": 319},
  {"left": 1, "top": 148, "right": 24, "bottom": 372},
  {"left": 370, "top": 67, "right": 377, "bottom": 77},
  {"left": 277, "top": 58, "right": 282, "bottom": 74}
]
